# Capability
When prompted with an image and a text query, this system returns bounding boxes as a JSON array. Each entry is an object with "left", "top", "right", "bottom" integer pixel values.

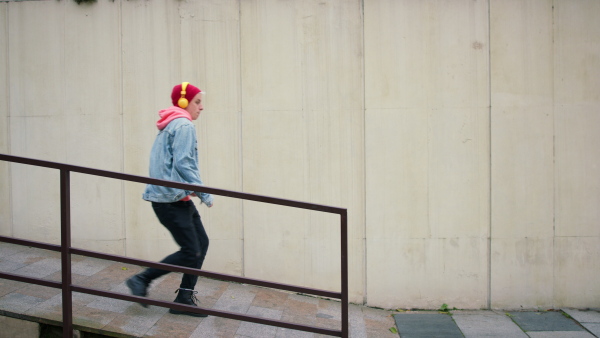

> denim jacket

[{"left": 142, "top": 117, "right": 214, "bottom": 206}]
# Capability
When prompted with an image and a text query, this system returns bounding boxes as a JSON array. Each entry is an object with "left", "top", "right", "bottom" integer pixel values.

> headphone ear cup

[{"left": 178, "top": 97, "right": 189, "bottom": 109}]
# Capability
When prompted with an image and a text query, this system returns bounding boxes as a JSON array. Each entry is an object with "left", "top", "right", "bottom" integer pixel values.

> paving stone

[
  {"left": 72, "top": 305, "right": 120, "bottom": 330},
  {"left": 562, "top": 309, "right": 600, "bottom": 323},
  {"left": 189, "top": 315, "right": 241, "bottom": 338},
  {"left": 348, "top": 304, "right": 367, "bottom": 338},
  {"left": 582, "top": 323, "right": 600, "bottom": 337},
  {"left": 16, "top": 283, "right": 61, "bottom": 300},
  {"left": 212, "top": 283, "right": 257, "bottom": 313},
  {"left": 251, "top": 287, "right": 290, "bottom": 312},
  {"left": 0, "top": 278, "right": 27, "bottom": 298},
  {"left": 0, "top": 259, "right": 26, "bottom": 272},
  {"left": 143, "top": 311, "right": 204, "bottom": 338},
  {"left": 12, "top": 258, "right": 62, "bottom": 279},
  {"left": 102, "top": 305, "right": 166, "bottom": 337},
  {"left": 364, "top": 317, "right": 398, "bottom": 338},
  {"left": 86, "top": 282, "right": 132, "bottom": 313},
  {"left": 72, "top": 257, "right": 113, "bottom": 277},
  {"left": 508, "top": 311, "right": 584, "bottom": 332},
  {"left": 275, "top": 327, "right": 315, "bottom": 338},
  {"left": 526, "top": 332, "right": 595, "bottom": 338},
  {"left": 315, "top": 298, "right": 341, "bottom": 321},
  {"left": 0, "top": 292, "right": 47, "bottom": 313},
  {"left": 236, "top": 305, "right": 283, "bottom": 337},
  {"left": 452, "top": 311, "right": 528, "bottom": 337},
  {"left": 0, "top": 242, "right": 29, "bottom": 258},
  {"left": 394, "top": 313, "right": 464, "bottom": 338}
]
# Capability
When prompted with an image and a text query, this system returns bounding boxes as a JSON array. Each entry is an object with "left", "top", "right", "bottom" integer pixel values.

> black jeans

[{"left": 141, "top": 200, "right": 209, "bottom": 289}]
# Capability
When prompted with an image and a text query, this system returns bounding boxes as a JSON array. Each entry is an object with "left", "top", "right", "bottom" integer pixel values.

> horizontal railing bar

[
  {"left": 71, "top": 247, "right": 341, "bottom": 299},
  {"left": 0, "top": 271, "right": 62, "bottom": 289},
  {"left": 0, "top": 154, "right": 345, "bottom": 214},
  {"left": 0, "top": 235, "right": 61, "bottom": 252},
  {"left": 72, "top": 286, "right": 342, "bottom": 337}
]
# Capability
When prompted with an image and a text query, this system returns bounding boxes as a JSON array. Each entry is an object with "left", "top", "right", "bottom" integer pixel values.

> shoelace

[{"left": 175, "top": 288, "right": 200, "bottom": 306}]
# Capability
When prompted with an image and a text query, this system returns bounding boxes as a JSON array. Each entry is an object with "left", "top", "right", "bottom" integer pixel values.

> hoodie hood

[{"left": 156, "top": 106, "right": 192, "bottom": 130}]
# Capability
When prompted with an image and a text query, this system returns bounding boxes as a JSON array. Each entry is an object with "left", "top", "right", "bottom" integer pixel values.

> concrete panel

[
  {"left": 554, "top": 237, "right": 600, "bottom": 308},
  {"left": 202, "top": 238, "right": 243, "bottom": 276},
  {"left": 429, "top": 107, "right": 490, "bottom": 239},
  {"left": 367, "top": 237, "right": 489, "bottom": 309},
  {"left": 490, "top": 106, "right": 554, "bottom": 239},
  {"left": 70, "top": 173, "right": 124, "bottom": 255},
  {"left": 491, "top": 237, "right": 554, "bottom": 309},
  {"left": 9, "top": 116, "right": 63, "bottom": 244},
  {"left": 8, "top": 0, "right": 67, "bottom": 245},
  {"left": 64, "top": 0, "right": 121, "bottom": 120},
  {"left": 365, "top": 0, "right": 489, "bottom": 110},
  {"left": 243, "top": 202, "right": 309, "bottom": 287},
  {"left": 240, "top": 0, "right": 302, "bottom": 111},
  {"left": 554, "top": 0, "right": 600, "bottom": 106},
  {"left": 554, "top": 1, "right": 600, "bottom": 238},
  {"left": 490, "top": 0, "right": 554, "bottom": 107},
  {"left": 555, "top": 105, "right": 600, "bottom": 237},
  {"left": 60, "top": 0, "right": 125, "bottom": 252},
  {"left": 8, "top": 0, "right": 65, "bottom": 121},
  {"left": 366, "top": 108, "right": 429, "bottom": 240},
  {"left": 0, "top": 3, "right": 10, "bottom": 237},
  {"left": 179, "top": 0, "right": 241, "bottom": 114},
  {"left": 242, "top": 108, "right": 308, "bottom": 285}
]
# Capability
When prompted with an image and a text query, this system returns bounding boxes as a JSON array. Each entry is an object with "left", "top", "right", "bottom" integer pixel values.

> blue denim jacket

[{"left": 142, "top": 118, "right": 214, "bottom": 206}]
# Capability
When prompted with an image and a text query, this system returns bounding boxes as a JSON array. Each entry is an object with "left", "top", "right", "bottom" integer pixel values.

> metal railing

[{"left": 0, "top": 153, "right": 348, "bottom": 338}]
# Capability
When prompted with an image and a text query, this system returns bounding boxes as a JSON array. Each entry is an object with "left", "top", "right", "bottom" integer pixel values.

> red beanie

[{"left": 171, "top": 83, "right": 202, "bottom": 107}]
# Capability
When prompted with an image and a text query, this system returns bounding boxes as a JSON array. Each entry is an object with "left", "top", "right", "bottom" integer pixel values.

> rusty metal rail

[{"left": 0, "top": 153, "right": 349, "bottom": 338}]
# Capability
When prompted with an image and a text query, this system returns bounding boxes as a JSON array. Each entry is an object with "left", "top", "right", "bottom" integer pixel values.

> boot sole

[{"left": 169, "top": 309, "right": 208, "bottom": 317}]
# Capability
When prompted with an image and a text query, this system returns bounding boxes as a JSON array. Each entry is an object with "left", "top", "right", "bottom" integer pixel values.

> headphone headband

[{"left": 178, "top": 82, "right": 190, "bottom": 108}]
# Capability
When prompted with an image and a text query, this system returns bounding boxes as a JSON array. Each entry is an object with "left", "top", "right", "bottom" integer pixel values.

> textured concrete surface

[{"left": 0, "top": 243, "right": 396, "bottom": 337}]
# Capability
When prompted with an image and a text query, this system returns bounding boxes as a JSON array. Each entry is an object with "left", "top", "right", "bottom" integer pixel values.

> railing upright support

[
  {"left": 341, "top": 209, "right": 348, "bottom": 338},
  {"left": 60, "top": 169, "right": 73, "bottom": 338}
]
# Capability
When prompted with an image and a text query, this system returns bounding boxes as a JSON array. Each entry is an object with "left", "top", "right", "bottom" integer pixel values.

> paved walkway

[
  {"left": 1, "top": 242, "right": 599, "bottom": 337},
  {"left": 0, "top": 242, "right": 395, "bottom": 337}
]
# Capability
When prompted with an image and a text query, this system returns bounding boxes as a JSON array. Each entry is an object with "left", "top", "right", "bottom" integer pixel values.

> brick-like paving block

[
  {"left": 452, "top": 311, "right": 527, "bottom": 337},
  {"left": 508, "top": 311, "right": 584, "bottom": 332},
  {"left": 394, "top": 313, "right": 464, "bottom": 338}
]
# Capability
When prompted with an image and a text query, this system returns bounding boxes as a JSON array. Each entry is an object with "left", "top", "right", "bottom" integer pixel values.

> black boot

[
  {"left": 126, "top": 274, "right": 150, "bottom": 308},
  {"left": 169, "top": 288, "right": 208, "bottom": 317}
]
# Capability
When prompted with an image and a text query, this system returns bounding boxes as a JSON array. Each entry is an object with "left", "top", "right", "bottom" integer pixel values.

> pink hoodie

[{"left": 156, "top": 106, "right": 192, "bottom": 130}]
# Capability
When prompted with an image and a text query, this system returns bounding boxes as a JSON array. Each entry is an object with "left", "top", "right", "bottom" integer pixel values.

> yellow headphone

[{"left": 178, "top": 82, "right": 190, "bottom": 108}]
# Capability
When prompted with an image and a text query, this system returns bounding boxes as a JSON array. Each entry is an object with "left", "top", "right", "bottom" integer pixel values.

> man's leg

[
  {"left": 144, "top": 201, "right": 201, "bottom": 280},
  {"left": 127, "top": 201, "right": 200, "bottom": 306},
  {"left": 179, "top": 205, "right": 209, "bottom": 289}
]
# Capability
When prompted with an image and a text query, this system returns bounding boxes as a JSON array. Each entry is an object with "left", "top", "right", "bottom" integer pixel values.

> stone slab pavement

[
  {"left": 0, "top": 242, "right": 396, "bottom": 337},
  {"left": 394, "top": 309, "right": 600, "bottom": 338},
  {"left": 2, "top": 242, "right": 598, "bottom": 338}
]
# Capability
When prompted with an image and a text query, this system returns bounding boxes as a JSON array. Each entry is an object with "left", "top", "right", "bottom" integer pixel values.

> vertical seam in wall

[
  {"left": 238, "top": 0, "right": 245, "bottom": 277},
  {"left": 5, "top": 2, "right": 13, "bottom": 237},
  {"left": 551, "top": 0, "right": 556, "bottom": 309},
  {"left": 487, "top": 0, "right": 492, "bottom": 310},
  {"left": 119, "top": 0, "right": 127, "bottom": 256},
  {"left": 360, "top": 0, "right": 367, "bottom": 305}
]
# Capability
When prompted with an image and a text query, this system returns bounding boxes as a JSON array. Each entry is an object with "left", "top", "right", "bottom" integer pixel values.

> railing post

[
  {"left": 341, "top": 210, "right": 348, "bottom": 338},
  {"left": 60, "top": 169, "right": 73, "bottom": 338}
]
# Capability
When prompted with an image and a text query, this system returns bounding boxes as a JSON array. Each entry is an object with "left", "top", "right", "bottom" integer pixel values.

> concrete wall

[{"left": 0, "top": 0, "right": 598, "bottom": 310}]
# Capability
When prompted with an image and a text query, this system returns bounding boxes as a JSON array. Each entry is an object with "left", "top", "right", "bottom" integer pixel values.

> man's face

[{"left": 186, "top": 93, "right": 203, "bottom": 120}]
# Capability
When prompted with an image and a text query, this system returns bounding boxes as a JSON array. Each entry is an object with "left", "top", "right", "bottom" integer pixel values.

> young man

[{"left": 127, "top": 82, "right": 213, "bottom": 317}]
